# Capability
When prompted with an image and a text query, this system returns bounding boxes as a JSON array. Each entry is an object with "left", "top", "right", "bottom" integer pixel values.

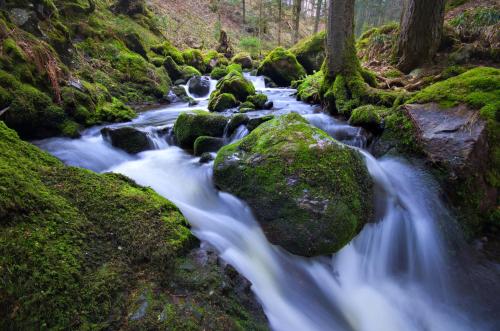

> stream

[{"left": 36, "top": 75, "right": 496, "bottom": 331}]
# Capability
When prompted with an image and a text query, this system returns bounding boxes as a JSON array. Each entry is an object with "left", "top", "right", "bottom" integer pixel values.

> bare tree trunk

[
  {"left": 293, "top": 0, "right": 302, "bottom": 44},
  {"left": 313, "top": 0, "right": 323, "bottom": 34},
  {"left": 277, "top": 0, "right": 282, "bottom": 45},
  {"left": 395, "top": 0, "right": 446, "bottom": 73},
  {"left": 325, "top": 0, "right": 357, "bottom": 77}
]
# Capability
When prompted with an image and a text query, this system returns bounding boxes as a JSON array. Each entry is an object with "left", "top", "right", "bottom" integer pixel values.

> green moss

[
  {"left": 211, "top": 71, "right": 255, "bottom": 102},
  {"left": 246, "top": 93, "right": 268, "bottom": 109},
  {"left": 150, "top": 41, "right": 184, "bottom": 64},
  {"left": 182, "top": 48, "right": 205, "bottom": 73},
  {"left": 231, "top": 52, "right": 253, "bottom": 69},
  {"left": 226, "top": 63, "right": 243, "bottom": 74},
  {"left": 210, "top": 66, "right": 228, "bottom": 79},
  {"left": 0, "top": 86, "right": 12, "bottom": 109},
  {"left": 180, "top": 65, "right": 201, "bottom": 80},
  {"left": 297, "top": 71, "right": 323, "bottom": 104},
  {"left": 384, "top": 68, "right": 403, "bottom": 78},
  {"left": 208, "top": 92, "right": 239, "bottom": 112},
  {"left": 410, "top": 67, "right": 500, "bottom": 117},
  {"left": 173, "top": 110, "right": 228, "bottom": 149},
  {"left": 59, "top": 119, "right": 81, "bottom": 138},
  {"left": 290, "top": 31, "right": 326, "bottom": 74},
  {"left": 95, "top": 98, "right": 136, "bottom": 123},
  {"left": 213, "top": 113, "right": 373, "bottom": 256},
  {"left": 0, "top": 121, "right": 193, "bottom": 329},
  {"left": 257, "top": 47, "right": 306, "bottom": 86},
  {"left": 203, "top": 50, "right": 229, "bottom": 68},
  {"left": 193, "top": 136, "right": 223, "bottom": 156},
  {"left": 3, "top": 83, "right": 65, "bottom": 139},
  {"left": 348, "top": 105, "right": 383, "bottom": 131}
]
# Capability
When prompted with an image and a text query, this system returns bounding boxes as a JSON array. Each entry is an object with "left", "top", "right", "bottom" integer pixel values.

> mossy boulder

[
  {"left": 210, "top": 66, "right": 228, "bottom": 79},
  {"left": 213, "top": 113, "right": 373, "bottom": 256},
  {"left": 349, "top": 105, "right": 384, "bottom": 133},
  {"left": 231, "top": 52, "right": 253, "bottom": 69},
  {"left": 182, "top": 48, "right": 205, "bottom": 73},
  {"left": 246, "top": 115, "right": 274, "bottom": 131},
  {"left": 0, "top": 121, "right": 267, "bottom": 330},
  {"left": 290, "top": 31, "right": 326, "bottom": 74},
  {"left": 151, "top": 41, "right": 184, "bottom": 65},
  {"left": 101, "top": 126, "right": 153, "bottom": 154},
  {"left": 257, "top": 47, "right": 306, "bottom": 87},
  {"left": 246, "top": 93, "right": 268, "bottom": 109},
  {"left": 213, "top": 71, "right": 255, "bottom": 102},
  {"left": 193, "top": 136, "right": 224, "bottom": 156},
  {"left": 208, "top": 92, "right": 239, "bottom": 112},
  {"left": 173, "top": 110, "right": 228, "bottom": 149},
  {"left": 203, "top": 50, "right": 229, "bottom": 71},
  {"left": 163, "top": 56, "right": 200, "bottom": 81}
]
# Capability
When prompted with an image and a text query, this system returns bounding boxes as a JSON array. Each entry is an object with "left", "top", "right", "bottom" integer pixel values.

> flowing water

[{"left": 36, "top": 75, "right": 497, "bottom": 331}]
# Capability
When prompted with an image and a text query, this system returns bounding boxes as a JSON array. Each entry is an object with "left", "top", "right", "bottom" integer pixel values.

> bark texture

[
  {"left": 325, "top": 0, "right": 357, "bottom": 77},
  {"left": 395, "top": 0, "right": 446, "bottom": 73},
  {"left": 293, "top": 0, "right": 302, "bottom": 44},
  {"left": 313, "top": 0, "right": 323, "bottom": 34}
]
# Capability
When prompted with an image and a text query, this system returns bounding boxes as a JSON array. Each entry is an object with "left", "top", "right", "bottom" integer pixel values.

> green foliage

[
  {"left": 383, "top": 68, "right": 403, "bottom": 78},
  {"left": 95, "top": 98, "right": 136, "bottom": 124},
  {"left": 450, "top": 7, "right": 500, "bottom": 30},
  {"left": 257, "top": 47, "right": 306, "bottom": 86},
  {"left": 297, "top": 71, "right": 323, "bottom": 104},
  {"left": 238, "top": 37, "right": 261, "bottom": 57}
]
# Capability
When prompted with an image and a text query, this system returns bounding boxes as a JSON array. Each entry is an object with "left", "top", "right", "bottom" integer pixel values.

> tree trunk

[
  {"left": 293, "top": 0, "right": 302, "bottom": 44},
  {"left": 313, "top": 0, "right": 322, "bottom": 34},
  {"left": 242, "top": 0, "right": 246, "bottom": 24},
  {"left": 395, "top": 0, "right": 446, "bottom": 73},
  {"left": 325, "top": 0, "right": 357, "bottom": 77},
  {"left": 277, "top": 0, "right": 282, "bottom": 45}
]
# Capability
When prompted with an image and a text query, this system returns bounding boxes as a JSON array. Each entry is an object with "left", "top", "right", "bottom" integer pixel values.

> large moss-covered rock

[
  {"left": 208, "top": 92, "right": 239, "bottom": 112},
  {"left": 213, "top": 71, "right": 255, "bottom": 101},
  {"left": 182, "top": 48, "right": 206, "bottom": 73},
  {"left": 231, "top": 52, "right": 253, "bottom": 69},
  {"left": 297, "top": 71, "right": 323, "bottom": 104},
  {"left": 173, "top": 110, "right": 228, "bottom": 149},
  {"left": 257, "top": 47, "right": 306, "bottom": 87},
  {"left": 213, "top": 113, "right": 373, "bottom": 256},
  {"left": 101, "top": 126, "right": 152, "bottom": 154},
  {"left": 0, "top": 121, "right": 268, "bottom": 330},
  {"left": 290, "top": 31, "right": 326, "bottom": 74},
  {"left": 193, "top": 136, "right": 224, "bottom": 155}
]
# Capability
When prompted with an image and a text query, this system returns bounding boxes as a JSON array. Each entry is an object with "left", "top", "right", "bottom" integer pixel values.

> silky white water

[{"left": 36, "top": 76, "right": 494, "bottom": 331}]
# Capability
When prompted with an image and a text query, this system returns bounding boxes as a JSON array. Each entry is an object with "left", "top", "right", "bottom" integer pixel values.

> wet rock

[
  {"left": 263, "top": 76, "right": 277, "bottom": 88},
  {"left": 227, "top": 114, "right": 249, "bottom": 136},
  {"left": 187, "top": 76, "right": 211, "bottom": 98},
  {"left": 101, "top": 126, "right": 152, "bottom": 154},
  {"left": 257, "top": 48, "right": 306, "bottom": 87},
  {"left": 263, "top": 101, "right": 274, "bottom": 110},
  {"left": 213, "top": 113, "right": 373, "bottom": 256},
  {"left": 194, "top": 136, "right": 224, "bottom": 156},
  {"left": 199, "top": 152, "right": 215, "bottom": 163},
  {"left": 231, "top": 52, "right": 253, "bottom": 69},
  {"left": 165, "top": 90, "right": 179, "bottom": 103},
  {"left": 290, "top": 31, "right": 326, "bottom": 74},
  {"left": 405, "top": 103, "right": 496, "bottom": 212},
  {"left": 247, "top": 115, "right": 274, "bottom": 131},
  {"left": 173, "top": 111, "right": 228, "bottom": 149}
]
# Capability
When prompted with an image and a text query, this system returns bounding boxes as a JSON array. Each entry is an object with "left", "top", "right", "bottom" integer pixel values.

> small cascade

[{"left": 244, "top": 72, "right": 266, "bottom": 90}]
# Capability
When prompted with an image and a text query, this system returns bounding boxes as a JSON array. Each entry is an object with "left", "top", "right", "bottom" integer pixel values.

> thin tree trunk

[
  {"left": 395, "top": 0, "right": 446, "bottom": 73},
  {"left": 242, "top": 0, "right": 246, "bottom": 24},
  {"left": 313, "top": 0, "right": 322, "bottom": 34},
  {"left": 277, "top": 0, "right": 282, "bottom": 45},
  {"left": 293, "top": 0, "right": 302, "bottom": 44},
  {"left": 325, "top": 0, "right": 357, "bottom": 77}
]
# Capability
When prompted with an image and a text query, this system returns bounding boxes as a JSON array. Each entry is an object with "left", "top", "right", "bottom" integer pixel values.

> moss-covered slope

[{"left": 0, "top": 121, "right": 268, "bottom": 330}]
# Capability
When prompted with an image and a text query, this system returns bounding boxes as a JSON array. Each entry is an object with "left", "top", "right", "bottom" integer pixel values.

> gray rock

[
  {"left": 101, "top": 127, "right": 152, "bottom": 154},
  {"left": 187, "top": 76, "right": 211, "bottom": 97}
]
